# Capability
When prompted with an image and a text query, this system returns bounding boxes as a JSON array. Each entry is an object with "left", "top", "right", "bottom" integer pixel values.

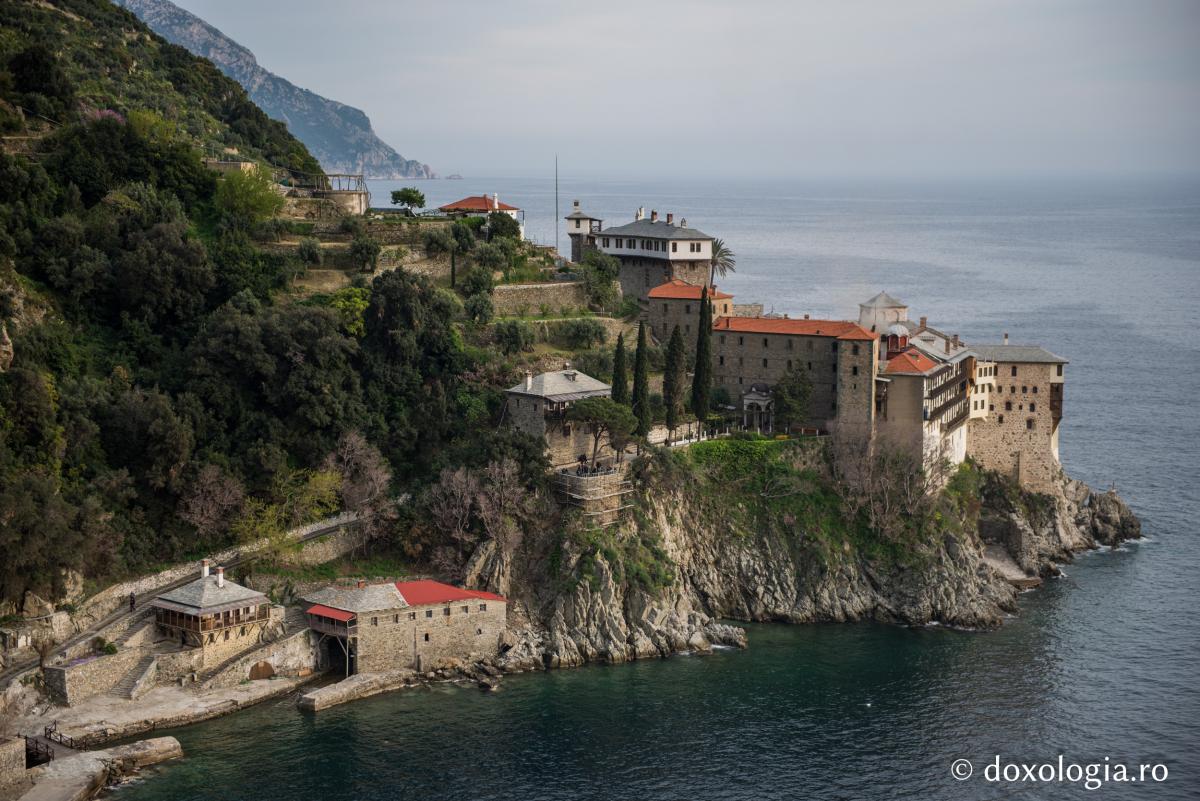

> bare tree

[
  {"left": 475, "top": 459, "right": 530, "bottom": 554},
  {"left": 33, "top": 634, "right": 57, "bottom": 669},
  {"left": 179, "top": 464, "right": 245, "bottom": 541},
  {"left": 424, "top": 467, "right": 479, "bottom": 549},
  {"left": 322, "top": 431, "right": 392, "bottom": 512}
]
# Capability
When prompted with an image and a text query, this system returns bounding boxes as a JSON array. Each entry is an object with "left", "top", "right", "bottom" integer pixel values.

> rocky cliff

[
  {"left": 488, "top": 442, "right": 1141, "bottom": 672},
  {"left": 113, "top": 0, "right": 434, "bottom": 179}
]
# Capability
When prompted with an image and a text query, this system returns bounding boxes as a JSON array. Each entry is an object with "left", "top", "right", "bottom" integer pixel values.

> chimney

[
  {"left": 524, "top": 370, "right": 532, "bottom": 390},
  {"left": 357, "top": 579, "right": 366, "bottom": 589},
  {"left": 666, "top": 213, "right": 674, "bottom": 225},
  {"left": 216, "top": 566, "right": 225, "bottom": 588},
  {"left": 919, "top": 316, "right": 927, "bottom": 328},
  {"left": 201, "top": 559, "right": 210, "bottom": 578},
  {"left": 952, "top": 334, "right": 960, "bottom": 348},
  {"left": 803, "top": 313, "right": 810, "bottom": 320},
  {"left": 1003, "top": 332, "right": 1010, "bottom": 345},
  {"left": 492, "top": 192, "right": 499, "bottom": 211},
  {"left": 944, "top": 338, "right": 951, "bottom": 354},
  {"left": 572, "top": 199, "right": 580, "bottom": 211},
  {"left": 636, "top": 207, "right": 645, "bottom": 221},
  {"left": 565, "top": 370, "right": 577, "bottom": 381},
  {"left": 650, "top": 210, "right": 658, "bottom": 222}
]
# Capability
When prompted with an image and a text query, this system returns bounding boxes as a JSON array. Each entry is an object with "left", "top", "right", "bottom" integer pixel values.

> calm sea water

[{"left": 116, "top": 177, "right": 1200, "bottom": 799}]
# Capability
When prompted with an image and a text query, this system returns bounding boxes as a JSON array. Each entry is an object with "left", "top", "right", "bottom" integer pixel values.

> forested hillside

[{"left": 0, "top": 0, "right": 539, "bottom": 606}]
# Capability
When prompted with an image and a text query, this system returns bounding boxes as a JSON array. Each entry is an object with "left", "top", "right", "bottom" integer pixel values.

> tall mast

[{"left": 554, "top": 154, "right": 559, "bottom": 257}]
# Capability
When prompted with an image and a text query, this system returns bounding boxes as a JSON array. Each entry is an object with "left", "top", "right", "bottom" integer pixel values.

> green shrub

[
  {"left": 297, "top": 237, "right": 323, "bottom": 265},
  {"left": 494, "top": 319, "right": 534, "bottom": 354},
  {"left": 459, "top": 265, "right": 494, "bottom": 297},
  {"left": 103, "top": 642, "right": 119, "bottom": 655},
  {"left": 464, "top": 293, "right": 494, "bottom": 324},
  {"left": 552, "top": 318, "right": 607, "bottom": 350}
]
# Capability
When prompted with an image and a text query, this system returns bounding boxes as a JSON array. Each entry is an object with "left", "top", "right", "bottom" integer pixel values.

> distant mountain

[{"left": 113, "top": 0, "right": 434, "bottom": 179}]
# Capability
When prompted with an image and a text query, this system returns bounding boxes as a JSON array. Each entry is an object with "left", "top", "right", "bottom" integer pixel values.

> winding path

[{"left": 0, "top": 512, "right": 363, "bottom": 690}]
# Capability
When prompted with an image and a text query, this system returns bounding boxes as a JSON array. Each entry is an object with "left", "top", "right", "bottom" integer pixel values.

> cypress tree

[
  {"left": 663, "top": 324, "right": 686, "bottom": 436},
  {"left": 611, "top": 332, "right": 629, "bottom": 405},
  {"left": 691, "top": 293, "right": 712, "bottom": 423},
  {"left": 631, "top": 321, "right": 651, "bottom": 437}
]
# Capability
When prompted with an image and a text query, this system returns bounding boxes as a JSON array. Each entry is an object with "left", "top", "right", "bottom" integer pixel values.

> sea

[{"left": 112, "top": 176, "right": 1200, "bottom": 800}]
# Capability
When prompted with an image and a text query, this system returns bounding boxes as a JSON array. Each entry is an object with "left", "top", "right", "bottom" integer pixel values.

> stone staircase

[{"left": 108, "top": 654, "right": 157, "bottom": 700}]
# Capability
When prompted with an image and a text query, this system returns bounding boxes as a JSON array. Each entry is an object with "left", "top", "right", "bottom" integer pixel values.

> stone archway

[{"left": 248, "top": 660, "right": 276, "bottom": 680}]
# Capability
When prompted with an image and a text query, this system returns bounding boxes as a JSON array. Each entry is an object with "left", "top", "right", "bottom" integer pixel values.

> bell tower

[{"left": 563, "top": 200, "right": 601, "bottom": 263}]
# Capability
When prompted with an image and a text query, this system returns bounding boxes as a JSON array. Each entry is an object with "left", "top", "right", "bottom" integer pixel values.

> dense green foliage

[
  {"left": 631, "top": 322, "right": 651, "bottom": 437},
  {"left": 773, "top": 363, "right": 813, "bottom": 429},
  {"left": 0, "top": 18, "right": 546, "bottom": 604},
  {"left": 390, "top": 188, "right": 425, "bottom": 211},
  {"left": 663, "top": 324, "right": 686, "bottom": 432},
  {"left": 610, "top": 333, "right": 628, "bottom": 405},
  {"left": 0, "top": 0, "right": 321, "bottom": 174}
]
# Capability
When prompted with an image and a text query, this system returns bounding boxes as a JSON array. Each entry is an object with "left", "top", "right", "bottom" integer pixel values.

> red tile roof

[
  {"left": 885, "top": 349, "right": 939, "bottom": 375},
  {"left": 647, "top": 279, "right": 733, "bottom": 300},
  {"left": 712, "top": 316, "right": 877, "bottom": 341},
  {"left": 438, "top": 195, "right": 519, "bottom": 212},
  {"left": 306, "top": 604, "right": 355, "bottom": 622},
  {"left": 394, "top": 579, "right": 506, "bottom": 606}
]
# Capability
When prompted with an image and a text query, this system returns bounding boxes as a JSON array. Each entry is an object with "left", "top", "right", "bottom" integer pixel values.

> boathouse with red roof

[{"left": 303, "top": 579, "right": 507, "bottom": 675}]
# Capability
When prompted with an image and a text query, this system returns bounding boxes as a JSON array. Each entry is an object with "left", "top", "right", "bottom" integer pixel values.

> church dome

[{"left": 886, "top": 323, "right": 909, "bottom": 338}]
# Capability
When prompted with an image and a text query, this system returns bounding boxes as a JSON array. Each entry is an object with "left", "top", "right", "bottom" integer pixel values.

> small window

[
  {"left": 476, "top": 628, "right": 483, "bottom": 635},
  {"left": 663, "top": 304, "right": 668, "bottom": 314},
  {"left": 479, "top": 603, "right": 487, "bottom": 612},
  {"left": 671, "top": 242, "right": 677, "bottom": 252},
  {"left": 762, "top": 358, "right": 768, "bottom": 367},
  {"left": 852, "top": 366, "right": 859, "bottom": 376},
  {"left": 852, "top": 344, "right": 860, "bottom": 356},
  {"left": 408, "top": 612, "right": 416, "bottom": 620},
  {"left": 393, "top": 614, "right": 399, "bottom": 624},
  {"left": 1032, "top": 386, "right": 1038, "bottom": 394},
  {"left": 423, "top": 633, "right": 430, "bottom": 642},
  {"left": 443, "top": 607, "right": 451, "bottom": 616},
  {"left": 461, "top": 606, "right": 469, "bottom": 614},
  {"left": 762, "top": 338, "right": 769, "bottom": 348},
  {"left": 1011, "top": 366, "right": 1018, "bottom": 377},
  {"left": 720, "top": 335, "right": 726, "bottom": 344},
  {"left": 685, "top": 304, "right": 691, "bottom": 314},
  {"left": 719, "top": 355, "right": 725, "bottom": 365},
  {"left": 1029, "top": 403, "right": 1036, "bottom": 413},
  {"left": 998, "top": 414, "right": 1005, "bottom": 423},
  {"left": 1022, "top": 385, "right": 1028, "bottom": 393},
  {"left": 1026, "top": 419, "right": 1034, "bottom": 430},
  {"left": 371, "top": 617, "right": 378, "bottom": 626},
  {"left": 1056, "top": 365, "right": 1063, "bottom": 377},
  {"left": 1005, "top": 401, "right": 1012, "bottom": 411},
  {"left": 425, "top": 610, "right": 433, "bottom": 618},
  {"left": 738, "top": 336, "right": 744, "bottom": 346}
]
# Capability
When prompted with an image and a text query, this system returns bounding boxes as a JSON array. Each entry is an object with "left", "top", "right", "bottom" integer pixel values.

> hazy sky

[{"left": 175, "top": 0, "right": 1199, "bottom": 180}]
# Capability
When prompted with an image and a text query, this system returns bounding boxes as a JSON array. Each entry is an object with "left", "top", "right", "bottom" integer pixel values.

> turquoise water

[{"left": 114, "top": 178, "right": 1199, "bottom": 799}]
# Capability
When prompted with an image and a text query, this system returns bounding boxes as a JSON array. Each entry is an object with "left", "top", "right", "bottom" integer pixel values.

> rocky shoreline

[{"left": 488, "top": 469, "right": 1141, "bottom": 670}]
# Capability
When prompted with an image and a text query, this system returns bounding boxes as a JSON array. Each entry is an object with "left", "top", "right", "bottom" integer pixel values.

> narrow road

[{"left": 0, "top": 514, "right": 360, "bottom": 690}]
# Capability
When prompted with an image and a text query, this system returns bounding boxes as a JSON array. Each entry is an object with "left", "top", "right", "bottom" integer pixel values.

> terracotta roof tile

[
  {"left": 395, "top": 579, "right": 506, "bottom": 606},
  {"left": 712, "top": 316, "right": 877, "bottom": 341},
  {"left": 885, "top": 349, "right": 940, "bottom": 375},
  {"left": 439, "top": 195, "right": 520, "bottom": 212},
  {"left": 647, "top": 279, "right": 732, "bottom": 300}
]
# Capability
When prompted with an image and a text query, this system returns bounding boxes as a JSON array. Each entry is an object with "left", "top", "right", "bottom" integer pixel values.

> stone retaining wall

[
  {"left": 287, "top": 525, "right": 370, "bottom": 567},
  {"left": 492, "top": 282, "right": 590, "bottom": 316},
  {"left": 201, "top": 629, "right": 319, "bottom": 691},
  {"left": 0, "top": 736, "right": 23, "bottom": 793},
  {"left": 43, "top": 647, "right": 145, "bottom": 706}
]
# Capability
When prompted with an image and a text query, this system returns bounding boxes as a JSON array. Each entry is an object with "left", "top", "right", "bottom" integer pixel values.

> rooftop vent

[
  {"left": 564, "top": 370, "right": 578, "bottom": 382},
  {"left": 1003, "top": 332, "right": 1010, "bottom": 345}
]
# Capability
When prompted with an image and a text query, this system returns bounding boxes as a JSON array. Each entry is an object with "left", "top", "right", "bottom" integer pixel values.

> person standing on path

[{"left": 128, "top": 592, "right": 136, "bottom": 613}]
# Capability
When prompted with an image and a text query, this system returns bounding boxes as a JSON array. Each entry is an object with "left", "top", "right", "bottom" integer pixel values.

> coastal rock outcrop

[{"left": 483, "top": 456, "right": 1140, "bottom": 672}]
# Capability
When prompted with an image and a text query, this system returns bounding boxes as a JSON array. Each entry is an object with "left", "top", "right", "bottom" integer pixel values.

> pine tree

[
  {"left": 631, "top": 321, "right": 651, "bottom": 437},
  {"left": 611, "top": 332, "right": 629, "bottom": 405},
  {"left": 663, "top": 324, "right": 686, "bottom": 437},
  {"left": 691, "top": 293, "right": 712, "bottom": 424}
]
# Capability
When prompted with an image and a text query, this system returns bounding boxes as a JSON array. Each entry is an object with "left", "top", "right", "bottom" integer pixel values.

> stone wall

[
  {"left": 352, "top": 601, "right": 508, "bottom": 674},
  {"left": 202, "top": 629, "right": 319, "bottom": 690},
  {"left": 732, "top": 304, "right": 763, "bottom": 318},
  {"left": 492, "top": 282, "right": 590, "bottom": 317},
  {"left": 43, "top": 647, "right": 145, "bottom": 706},
  {"left": 287, "top": 525, "right": 370, "bottom": 567},
  {"left": 967, "top": 361, "right": 1063, "bottom": 493},
  {"left": 0, "top": 736, "right": 24, "bottom": 792},
  {"left": 646, "top": 295, "right": 733, "bottom": 344},
  {"left": 615, "top": 257, "right": 709, "bottom": 300},
  {"left": 712, "top": 329, "right": 877, "bottom": 430},
  {"left": 153, "top": 647, "right": 204, "bottom": 683}
]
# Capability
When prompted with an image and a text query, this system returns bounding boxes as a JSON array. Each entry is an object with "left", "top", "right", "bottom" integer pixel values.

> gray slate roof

[
  {"left": 861, "top": 291, "right": 906, "bottom": 309},
  {"left": 597, "top": 218, "right": 714, "bottom": 241},
  {"left": 304, "top": 583, "right": 407, "bottom": 613},
  {"left": 507, "top": 369, "right": 611, "bottom": 402},
  {"left": 971, "top": 345, "right": 1068, "bottom": 364},
  {"left": 154, "top": 574, "right": 266, "bottom": 614}
]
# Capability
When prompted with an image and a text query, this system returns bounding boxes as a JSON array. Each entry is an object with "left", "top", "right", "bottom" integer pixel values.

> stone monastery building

[{"left": 304, "top": 580, "right": 507, "bottom": 675}]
